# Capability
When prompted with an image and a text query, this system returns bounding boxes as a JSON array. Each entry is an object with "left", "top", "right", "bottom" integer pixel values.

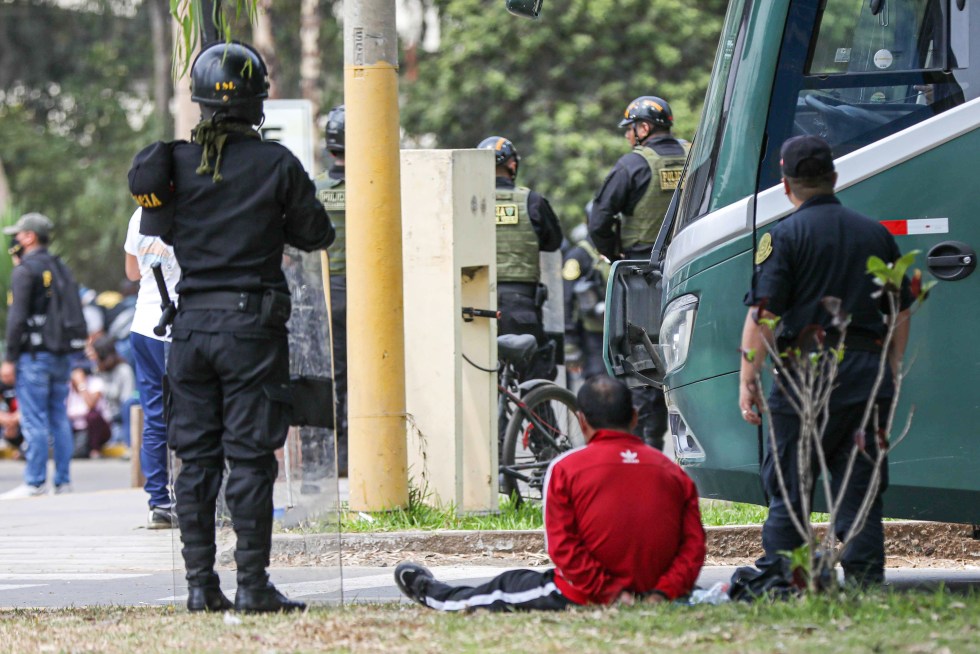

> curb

[{"left": 264, "top": 521, "right": 980, "bottom": 564}]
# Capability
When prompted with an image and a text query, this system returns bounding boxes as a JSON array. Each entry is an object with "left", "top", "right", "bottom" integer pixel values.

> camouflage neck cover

[{"left": 191, "top": 116, "right": 260, "bottom": 183}]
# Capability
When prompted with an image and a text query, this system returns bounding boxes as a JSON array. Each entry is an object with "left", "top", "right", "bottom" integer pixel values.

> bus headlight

[{"left": 659, "top": 294, "right": 698, "bottom": 374}]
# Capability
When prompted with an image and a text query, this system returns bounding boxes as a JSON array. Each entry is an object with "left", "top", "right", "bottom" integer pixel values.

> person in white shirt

[{"left": 124, "top": 208, "right": 180, "bottom": 529}]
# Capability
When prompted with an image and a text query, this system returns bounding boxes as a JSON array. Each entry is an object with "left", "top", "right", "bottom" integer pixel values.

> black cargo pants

[
  {"left": 167, "top": 322, "right": 292, "bottom": 590},
  {"left": 498, "top": 286, "right": 556, "bottom": 382},
  {"left": 758, "top": 400, "right": 890, "bottom": 585}
]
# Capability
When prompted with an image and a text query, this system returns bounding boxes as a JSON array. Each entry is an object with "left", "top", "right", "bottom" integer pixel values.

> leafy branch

[
  {"left": 170, "top": 0, "right": 259, "bottom": 80},
  {"left": 744, "top": 252, "right": 933, "bottom": 593}
]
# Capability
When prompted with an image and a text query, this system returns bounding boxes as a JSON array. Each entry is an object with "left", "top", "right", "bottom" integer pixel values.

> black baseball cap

[
  {"left": 780, "top": 135, "right": 835, "bottom": 178},
  {"left": 128, "top": 141, "right": 176, "bottom": 237}
]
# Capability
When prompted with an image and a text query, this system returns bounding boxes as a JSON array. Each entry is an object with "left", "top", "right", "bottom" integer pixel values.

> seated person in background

[
  {"left": 0, "top": 382, "right": 22, "bottom": 457},
  {"left": 68, "top": 365, "right": 111, "bottom": 459},
  {"left": 90, "top": 336, "right": 137, "bottom": 449},
  {"left": 395, "top": 375, "right": 706, "bottom": 611}
]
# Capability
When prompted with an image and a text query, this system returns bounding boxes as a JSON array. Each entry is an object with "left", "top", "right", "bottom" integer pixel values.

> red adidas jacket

[{"left": 543, "top": 429, "right": 705, "bottom": 605}]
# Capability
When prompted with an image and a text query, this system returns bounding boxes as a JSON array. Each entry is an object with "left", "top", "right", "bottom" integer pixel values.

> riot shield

[
  {"left": 277, "top": 246, "right": 343, "bottom": 597},
  {"left": 174, "top": 248, "right": 343, "bottom": 607}
]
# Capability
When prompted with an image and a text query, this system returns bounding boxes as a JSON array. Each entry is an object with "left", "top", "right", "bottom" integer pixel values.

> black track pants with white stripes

[{"left": 422, "top": 568, "right": 572, "bottom": 612}]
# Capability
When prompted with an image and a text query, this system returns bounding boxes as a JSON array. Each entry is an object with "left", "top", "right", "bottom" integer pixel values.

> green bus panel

[{"left": 667, "top": 129, "right": 980, "bottom": 523}]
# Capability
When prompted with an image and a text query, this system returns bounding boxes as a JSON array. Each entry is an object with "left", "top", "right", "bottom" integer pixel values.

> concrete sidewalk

[{"left": 3, "top": 458, "right": 980, "bottom": 576}]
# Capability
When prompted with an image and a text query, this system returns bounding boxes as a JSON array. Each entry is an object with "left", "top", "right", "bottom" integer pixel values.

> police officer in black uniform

[
  {"left": 739, "top": 135, "right": 912, "bottom": 586},
  {"left": 129, "top": 41, "right": 334, "bottom": 613},
  {"left": 314, "top": 105, "right": 349, "bottom": 476},
  {"left": 562, "top": 217, "right": 609, "bottom": 385},
  {"left": 587, "top": 96, "right": 689, "bottom": 449},
  {"left": 477, "top": 136, "right": 563, "bottom": 381}
]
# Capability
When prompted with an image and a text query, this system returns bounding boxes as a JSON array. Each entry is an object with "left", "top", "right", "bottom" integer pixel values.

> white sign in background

[{"left": 260, "top": 99, "right": 316, "bottom": 176}]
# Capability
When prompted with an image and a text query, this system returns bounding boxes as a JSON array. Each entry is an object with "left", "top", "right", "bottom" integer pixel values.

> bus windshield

[{"left": 673, "top": 0, "right": 748, "bottom": 232}]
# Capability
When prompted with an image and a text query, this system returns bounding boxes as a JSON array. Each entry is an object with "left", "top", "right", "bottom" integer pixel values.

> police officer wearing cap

[
  {"left": 739, "top": 135, "right": 912, "bottom": 586},
  {"left": 0, "top": 213, "right": 77, "bottom": 499},
  {"left": 129, "top": 41, "right": 333, "bottom": 613},
  {"left": 588, "top": 96, "right": 690, "bottom": 451},
  {"left": 477, "top": 136, "right": 563, "bottom": 382},
  {"left": 313, "top": 105, "right": 349, "bottom": 476}
]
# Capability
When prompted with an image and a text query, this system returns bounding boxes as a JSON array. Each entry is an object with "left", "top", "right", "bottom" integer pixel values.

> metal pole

[{"left": 343, "top": 0, "right": 409, "bottom": 510}]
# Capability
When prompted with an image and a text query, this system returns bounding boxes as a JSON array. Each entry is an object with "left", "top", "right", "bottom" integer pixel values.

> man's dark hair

[
  {"left": 577, "top": 375, "right": 634, "bottom": 430},
  {"left": 92, "top": 335, "right": 117, "bottom": 362}
]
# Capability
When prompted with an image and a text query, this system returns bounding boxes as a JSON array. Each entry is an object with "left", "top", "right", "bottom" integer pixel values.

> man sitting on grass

[{"left": 394, "top": 375, "right": 706, "bottom": 611}]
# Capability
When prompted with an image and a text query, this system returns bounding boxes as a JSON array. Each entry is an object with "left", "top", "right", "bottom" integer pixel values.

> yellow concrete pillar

[{"left": 343, "top": 0, "right": 408, "bottom": 510}]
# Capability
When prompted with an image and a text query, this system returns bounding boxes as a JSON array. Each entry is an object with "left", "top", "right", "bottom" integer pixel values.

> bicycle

[
  {"left": 461, "top": 307, "right": 585, "bottom": 504},
  {"left": 493, "top": 333, "right": 584, "bottom": 504}
]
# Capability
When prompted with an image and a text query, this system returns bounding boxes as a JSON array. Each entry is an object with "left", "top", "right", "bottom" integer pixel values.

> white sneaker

[
  {"left": 54, "top": 484, "right": 73, "bottom": 495},
  {"left": 0, "top": 484, "right": 47, "bottom": 500}
]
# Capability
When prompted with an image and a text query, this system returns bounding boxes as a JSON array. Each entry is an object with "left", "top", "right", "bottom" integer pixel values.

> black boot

[
  {"left": 187, "top": 585, "right": 233, "bottom": 612},
  {"left": 234, "top": 582, "right": 306, "bottom": 613}
]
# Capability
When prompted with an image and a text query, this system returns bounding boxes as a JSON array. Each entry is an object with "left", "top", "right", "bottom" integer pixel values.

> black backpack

[{"left": 26, "top": 253, "right": 88, "bottom": 354}]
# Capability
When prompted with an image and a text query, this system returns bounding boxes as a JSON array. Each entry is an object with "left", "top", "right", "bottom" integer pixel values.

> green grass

[
  {"left": 1, "top": 589, "right": 977, "bottom": 653},
  {"left": 289, "top": 494, "right": 823, "bottom": 534},
  {"left": 338, "top": 489, "right": 545, "bottom": 532}
]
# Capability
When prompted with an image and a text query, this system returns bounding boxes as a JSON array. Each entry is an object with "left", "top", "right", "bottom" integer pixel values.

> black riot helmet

[
  {"left": 618, "top": 96, "right": 673, "bottom": 131},
  {"left": 477, "top": 136, "right": 521, "bottom": 167},
  {"left": 325, "top": 105, "right": 345, "bottom": 154},
  {"left": 190, "top": 41, "right": 270, "bottom": 123}
]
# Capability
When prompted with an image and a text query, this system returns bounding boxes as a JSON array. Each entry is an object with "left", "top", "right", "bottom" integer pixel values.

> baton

[{"left": 152, "top": 262, "right": 177, "bottom": 337}]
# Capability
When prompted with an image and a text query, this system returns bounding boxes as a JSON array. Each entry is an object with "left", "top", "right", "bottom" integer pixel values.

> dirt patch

[{"left": 261, "top": 522, "right": 980, "bottom": 570}]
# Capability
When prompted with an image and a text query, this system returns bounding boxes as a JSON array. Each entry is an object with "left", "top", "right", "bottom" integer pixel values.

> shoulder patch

[
  {"left": 754, "top": 232, "right": 773, "bottom": 265},
  {"left": 562, "top": 258, "right": 582, "bottom": 281}
]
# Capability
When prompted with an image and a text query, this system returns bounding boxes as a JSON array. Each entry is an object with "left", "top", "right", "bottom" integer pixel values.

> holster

[
  {"left": 260, "top": 290, "right": 292, "bottom": 328},
  {"left": 534, "top": 283, "right": 549, "bottom": 309},
  {"left": 289, "top": 376, "right": 334, "bottom": 428}
]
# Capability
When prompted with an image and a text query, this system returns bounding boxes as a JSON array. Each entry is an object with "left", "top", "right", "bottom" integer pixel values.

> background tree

[
  {"left": 400, "top": 0, "right": 728, "bottom": 233},
  {"left": 0, "top": 0, "right": 726, "bottom": 294},
  {"left": 0, "top": 0, "right": 155, "bottom": 293}
]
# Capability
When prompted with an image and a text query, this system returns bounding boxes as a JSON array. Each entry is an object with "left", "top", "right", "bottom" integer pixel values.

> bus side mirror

[{"left": 506, "top": 0, "right": 542, "bottom": 19}]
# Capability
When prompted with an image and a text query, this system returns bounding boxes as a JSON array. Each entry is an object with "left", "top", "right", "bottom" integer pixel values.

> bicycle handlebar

[{"left": 461, "top": 307, "right": 500, "bottom": 322}]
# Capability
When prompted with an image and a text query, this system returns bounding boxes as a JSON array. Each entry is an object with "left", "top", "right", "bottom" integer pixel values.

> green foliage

[
  {"left": 401, "top": 0, "right": 728, "bottom": 233},
  {"left": 780, "top": 542, "right": 811, "bottom": 578},
  {"left": 0, "top": 1, "right": 156, "bottom": 289},
  {"left": 337, "top": 487, "right": 545, "bottom": 533},
  {"left": 170, "top": 0, "right": 259, "bottom": 79}
]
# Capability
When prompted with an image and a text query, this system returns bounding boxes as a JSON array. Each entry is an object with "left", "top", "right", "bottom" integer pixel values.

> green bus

[{"left": 605, "top": 0, "right": 979, "bottom": 523}]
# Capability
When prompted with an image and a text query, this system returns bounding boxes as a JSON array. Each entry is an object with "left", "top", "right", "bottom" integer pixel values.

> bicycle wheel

[{"left": 501, "top": 383, "right": 584, "bottom": 504}]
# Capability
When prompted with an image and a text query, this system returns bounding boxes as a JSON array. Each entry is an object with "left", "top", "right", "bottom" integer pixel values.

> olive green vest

[
  {"left": 620, "top": 142, "right": 689, "bottom": 248},
  {"left": 316, "top": 175, "right": 346, "bottom": 276},
  {"left": 495, "top": 186, "right": 539, "bottom": 283},
  {"left": 577, "top": 240, "right": 610, "bottom": 333}
]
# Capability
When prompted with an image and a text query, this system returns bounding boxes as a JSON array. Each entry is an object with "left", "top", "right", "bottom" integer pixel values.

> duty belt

[
  {"left": 497, "top": 282, "right": 537, "bottom": 299},
  {"left": 779, "top": 330, "right": 883, "bottom": 354},
  {"left": 179, "top": 290, "right": 264, "bottom": 313}
]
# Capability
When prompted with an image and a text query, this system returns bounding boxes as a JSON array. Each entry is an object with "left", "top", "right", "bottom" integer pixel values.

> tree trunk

[
  {"left": 172, "top": 11, "right": 198, "bottom": 140},
  {"left": 299, "top": 0, "right": 321, "bottom": 110},
  {"left": 149, "top": 0, "right": 174, "bottom": 140},
  {"left": 0, "top": 157, "right": 10, "bottom": 216},
  {"left": 252, "top": 0, "right": 280, "bottom": 99}
]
